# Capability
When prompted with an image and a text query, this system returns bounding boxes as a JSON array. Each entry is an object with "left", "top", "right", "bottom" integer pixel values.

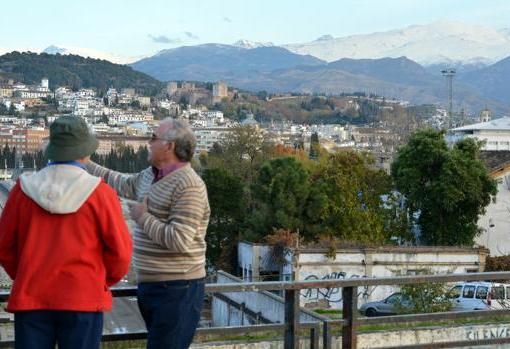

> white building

[
  {"left": 193, "top": 127, "right": 231, "bottom": 154},
  {"left": 238, "top": 242, "right": 488, "bottom": 309},
  {"left": 91, "top": 123, "right": 110, "bottom": 133},
  {"left": 203, "top": 111, "right": 224, "bottom": 123},
  {"left": 108, "top": 111, "right": 153, "bottom": 125},
  {"left": 41, "top": 78, "right": 49, "bottom": 90},
  {"left": 14, "top": 90, "right": 50, "bottom": 99},
  {"left": 447, "top": 117, "right": 510, "bottom": 151},
  {"left": 475, "top": 151, "right": 510, "bottom": 256}
]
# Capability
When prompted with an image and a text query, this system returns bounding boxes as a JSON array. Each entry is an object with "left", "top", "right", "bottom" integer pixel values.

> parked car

[
  {"left": 447, "top": 282, "right": 510, "bottom": 310},
  {"left": 358, "top": 292, "right": 411, "bottom": 317},
  {"left": 360, "top": 282, "right": 510, "bottom": 317}
]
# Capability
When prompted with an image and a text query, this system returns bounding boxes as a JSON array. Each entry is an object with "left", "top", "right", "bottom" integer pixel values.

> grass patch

[{"left": 358, "top": 315, "right": 510, "bottom": 332}]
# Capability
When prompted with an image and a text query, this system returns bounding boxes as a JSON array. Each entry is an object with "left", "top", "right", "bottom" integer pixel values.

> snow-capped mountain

[
  {"left": 232, "top": 40, "right": 274, "bottom": 49},
  {"left": 42, "top": 45, "right": 143, "bottom": 64},
  {"left": 284, "top": 21, "right": 510, "bottom": 66}
]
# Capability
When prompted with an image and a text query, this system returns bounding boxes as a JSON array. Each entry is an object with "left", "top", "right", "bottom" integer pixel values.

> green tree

[
  {"left": 130, "top": 100, "right": 141, "bottom": 109},
  {"left": 396, "top": 282, "right": 452, "bottom": 314},
  {"left": 8, "top": 103, "right": 16, "bottom": 115},
  {"left": 309, "top": 132, "right": 320, "bottom": 160},
  {"left": 211, "top": 125, "right": 273, "bottom": 182},
  {"left": 202, "top": 168, "right": 245, "bottom": 270},
  {"left": 247, "top": 157, "right": 311, "bottom": 240},
  {"left": 304, "top": 151, "right": 393, "bottom": 243},
  {"left": 391, "top": 129, "right": 497, "bottom": 245},
  {"left": 99, "top": 114, "right": 109, "bottom": 124}
]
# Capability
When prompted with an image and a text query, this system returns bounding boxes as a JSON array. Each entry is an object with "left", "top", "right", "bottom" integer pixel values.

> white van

[{"left": 447, "top": 282, "right": 510, "bottom": 310}]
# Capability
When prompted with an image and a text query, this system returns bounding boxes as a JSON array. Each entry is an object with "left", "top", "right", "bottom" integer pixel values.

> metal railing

[{"left": 2, "top": 271, "right": 510, "bottom": 348}]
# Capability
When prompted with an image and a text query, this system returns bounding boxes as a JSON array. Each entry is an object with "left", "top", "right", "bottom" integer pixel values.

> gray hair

[{"left": 160, "top": 118, "right": 196, "bottom": 162}]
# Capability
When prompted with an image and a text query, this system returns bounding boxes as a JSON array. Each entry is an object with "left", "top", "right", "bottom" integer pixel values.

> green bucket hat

[{"left": 45, "top": 116, "right": 99, "bottom": 161}]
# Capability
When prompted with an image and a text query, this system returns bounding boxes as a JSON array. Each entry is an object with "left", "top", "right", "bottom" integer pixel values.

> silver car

[{"left": 359, "top": 292, "right": 411, "bottom": 317}]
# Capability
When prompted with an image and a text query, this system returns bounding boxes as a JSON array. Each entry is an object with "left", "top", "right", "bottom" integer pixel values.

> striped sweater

[{"left": 87, "top": 162, "right": 210, "bottom": 282}]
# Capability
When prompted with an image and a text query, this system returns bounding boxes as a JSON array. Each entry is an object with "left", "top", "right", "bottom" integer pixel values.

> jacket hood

[{"left": 20, "top": 165, "right": 101, "bottom": 214}]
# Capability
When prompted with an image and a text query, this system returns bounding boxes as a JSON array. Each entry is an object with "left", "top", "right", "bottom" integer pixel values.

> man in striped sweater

[{"left": 87, "top": 118, "right": 210, "bottom": 349}]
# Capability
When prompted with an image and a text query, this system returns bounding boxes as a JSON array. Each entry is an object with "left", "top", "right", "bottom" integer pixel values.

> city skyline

[{"left": 1, "top": 0, "right": 509, "bottom": 58}]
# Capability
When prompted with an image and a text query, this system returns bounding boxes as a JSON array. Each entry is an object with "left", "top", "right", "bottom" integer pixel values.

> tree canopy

[
  {"left": 391, "top": 129, "right": 497, "bottom": 245},
  {"left": 0, "top": 52, "right": 163, "bottom": 95}
]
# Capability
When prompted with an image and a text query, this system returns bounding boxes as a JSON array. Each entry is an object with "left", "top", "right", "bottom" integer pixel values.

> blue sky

[{"left": 2, "top": 0, "right": 509, "bottom": 56}]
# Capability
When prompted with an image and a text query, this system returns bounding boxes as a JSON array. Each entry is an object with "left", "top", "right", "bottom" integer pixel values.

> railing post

[
  {"left": 284, "top": 289, "right": 300, "bottom": 349},
  {"left": 240, "top": 302, "right": 245, "bottom": 326},
  {"left": 310, "top": 323, "right": 320, "bottom": 349},
  {"left": 323, "top": 319, "right": 332, "bottom": 349},
  {"left": 342, "top": 286, "right": 358, "bottom": 349}
]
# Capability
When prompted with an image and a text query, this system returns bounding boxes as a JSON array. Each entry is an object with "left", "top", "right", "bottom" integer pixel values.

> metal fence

[{"left": 2, "top": 271, "right": 510, "bottom": 348}]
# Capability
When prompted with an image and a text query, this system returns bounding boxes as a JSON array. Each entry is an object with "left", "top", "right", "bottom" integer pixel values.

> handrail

[
  {"left": 1, "top": 271, "right": 510, "bottom": 348},
  {"left": 1, "top": 270, "right": 509, "bottom": 302}
]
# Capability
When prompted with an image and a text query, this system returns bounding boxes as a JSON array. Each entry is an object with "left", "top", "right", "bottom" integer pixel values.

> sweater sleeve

[
  {"left": 87, "top": 161, "right": 144, "bottom": 201},
  {"left": 0, "top": 183, "right": 21, "bottom": 280},
  {"left": 138, "top": 186, "right": 206, "bottom": 253},
  {"left": 96, "top": 184, "right": 133, "bottom": 286}
]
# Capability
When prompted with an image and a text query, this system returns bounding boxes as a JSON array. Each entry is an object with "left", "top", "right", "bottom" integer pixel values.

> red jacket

[{"left": 0, "top": 165, "right": 132, "bottom": 312}]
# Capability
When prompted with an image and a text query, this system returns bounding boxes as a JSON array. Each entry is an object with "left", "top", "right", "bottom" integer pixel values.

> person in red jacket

[{"left": 0, "top": 116, "right": 133, "bottom": 349}]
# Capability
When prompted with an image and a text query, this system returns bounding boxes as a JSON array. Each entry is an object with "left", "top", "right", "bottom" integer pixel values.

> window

[
  {"left": 506, "top": 286, "right": 510, "bottom": 299},
  {"left": 386, "top": 293, "right": 402, "bottom": 304},
  {"left": 475, "top": 286, "right": 488, "bottom": 299},
  {"left": 492, "top": 286, "right": 504, "bottom": 300},
  {"left": 448, "top": 285, "right": 462, "bottom": 299},
  {"left": 463, "top": 285, "right": 476, "bottom": 298}
]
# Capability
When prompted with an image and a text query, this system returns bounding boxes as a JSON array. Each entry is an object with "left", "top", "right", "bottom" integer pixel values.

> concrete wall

[
  {"left": 191, "top": 322, "right": 510, "bottom": 349},
  {"left": 238, "top": 242, "right": 280, "bottom": 281},
  {"left": 295, "top": 247, "right": 486, "bottom": 309},
  {"left": 212, "top": 271, "right": 322, "bottom": 327},
  {"left": 238, "top": 242, "right": 488, "bottom": 309}
]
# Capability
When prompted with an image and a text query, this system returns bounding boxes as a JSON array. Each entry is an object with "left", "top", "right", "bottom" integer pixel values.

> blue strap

[{"left": 47, "top": 161, "right": 87, "bottom": 170}]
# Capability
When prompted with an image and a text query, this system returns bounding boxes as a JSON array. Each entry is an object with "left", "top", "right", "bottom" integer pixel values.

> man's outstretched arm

[{"left": 87, "top": 161, "right": 144, "bottom": 200}]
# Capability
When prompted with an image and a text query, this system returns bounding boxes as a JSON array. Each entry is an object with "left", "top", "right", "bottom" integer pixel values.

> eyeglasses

[{"left": 149, "top": 133, "right": 171, "bottom": 143}]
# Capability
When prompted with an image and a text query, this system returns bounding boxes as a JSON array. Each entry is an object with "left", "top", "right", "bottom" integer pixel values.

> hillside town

[{"left": 0, "top": 76, "right": 497, "bottom": 176}]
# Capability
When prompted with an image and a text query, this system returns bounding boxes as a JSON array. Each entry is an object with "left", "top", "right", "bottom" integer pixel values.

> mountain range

[
  {"left": 284, "top": 21, "right": 510, "bottom": 66},
  {"left": 129, "top": 42, "right": 510, "bottom": 114},
  {"left": 130, "top": 44, "right": 324, "bottom": 81},
  {"left": 2, "top": 21, "right": 509, "bottom": 113}
]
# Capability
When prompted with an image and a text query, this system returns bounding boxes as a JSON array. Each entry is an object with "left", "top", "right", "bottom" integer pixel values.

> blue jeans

[
  {"left": 14, "top": 310, "right": 103, "bottom": 349},
  {"left": 137, "top": 278, "right": 205, "bottom": 349}
]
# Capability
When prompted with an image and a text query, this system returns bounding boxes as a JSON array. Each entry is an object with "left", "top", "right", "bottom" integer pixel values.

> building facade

[
  {"left": 448, "top": 117, "right": 510, "bottom": 151},
  {"left": 96, "top": 135, "right": 150, "bottom": 154},
  {"left": 238, "top": 242, "right": 488, "bottom": 308},
  {"left": 0, "top": 127, "right": 49, "bottom": 153}
]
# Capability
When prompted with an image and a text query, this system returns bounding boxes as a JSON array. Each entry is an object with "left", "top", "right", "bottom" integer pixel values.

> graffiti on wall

[
  {"left": 466, "top": 327, "right": 510, "bottom": 340},
  {"left": 300, "top": 271, "right": 376, "bottom": 303}
]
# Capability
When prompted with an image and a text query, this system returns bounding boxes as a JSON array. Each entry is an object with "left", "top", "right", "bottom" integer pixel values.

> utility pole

[{"left": 441, "top": 68, "right": 456, "bottom": 129}]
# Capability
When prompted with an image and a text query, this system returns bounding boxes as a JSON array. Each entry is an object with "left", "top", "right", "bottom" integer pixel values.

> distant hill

[
  {"left": 130, "top": 44, "right": 325, "bottom": 81},
  {"left": 0, "top": 52, "right": 164, "bottom": 95},
  {"left": 130, "top": 47, "right": 509, "bottom": 113},
  {"left": 207, "top": 56, "right": 508, "bottom": 114},
  {"left": 459, "top": 55, "right": 510, "bottom": 104},
  {"left": 326, "top": 57, "right": 435, "bottom": 85}
]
